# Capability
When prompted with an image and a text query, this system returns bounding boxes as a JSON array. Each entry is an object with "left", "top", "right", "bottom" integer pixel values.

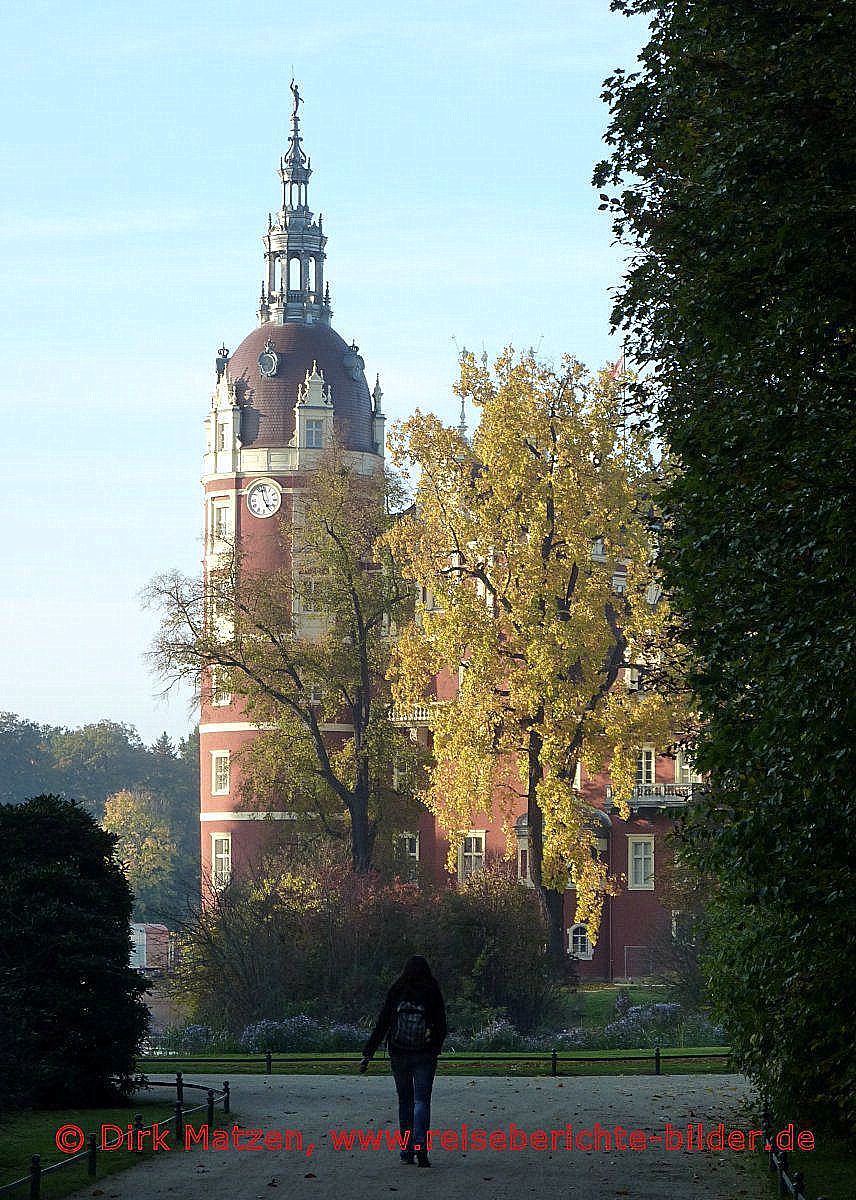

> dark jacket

[{"left": 363, "top": 977, "right": 447, "bottom": 1059}]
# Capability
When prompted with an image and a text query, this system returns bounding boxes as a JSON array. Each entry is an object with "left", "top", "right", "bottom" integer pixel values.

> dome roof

[{"left": 227, "top": 322, "right": 375, "bottom": 452}]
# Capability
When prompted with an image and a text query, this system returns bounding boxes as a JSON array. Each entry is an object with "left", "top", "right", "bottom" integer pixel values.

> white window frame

[
  {"left": 210, "top": 498, "right": 231, "bottom": 547},
  {"left": 569, "top": 923, "right": 594, "bottom": 960},
  {"left": 396, "top": 831, "right": 419, "bottom": 863},
  {"left": 675, "top": 749, "right": 703, "bottom": 785},
  {"left": 211, "top": 832, "right": 232, "bottom": 890},
  {"left": 305, "top": 418, "right": 324, "bottom": 448},
  {"left": 392, "top": 758, "right": 412, "bottom": 793},
  {"left": 635, "top": 745, "right": 656, "bottom": 786},
  {"left": 458, "top": 830, "right": 486, "bottom": 881},
  {"left": 628, "top": 835, "right": 655, "bottom": 891},
  {"left": 299, "top": 577, "right": 322, "bottom": 614},
  {"left": 517, "top": 841, "right": 532, "bottom": 886},
  {"left": 210, "top": 666, "right": 231, "bottom": 708},
  {"left": 395, "top": 831, "right": 419, "bottom": 881},
  {"left": 211, "top": 750, "right": 230, "bottom": 796}
]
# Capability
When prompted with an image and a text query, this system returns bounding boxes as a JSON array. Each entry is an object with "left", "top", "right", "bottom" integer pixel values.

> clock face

[{"left": 246, "top": 481, "right": 282, "bottom": 518}]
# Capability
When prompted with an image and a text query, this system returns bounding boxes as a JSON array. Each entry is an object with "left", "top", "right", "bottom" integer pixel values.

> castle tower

[{"left": 199, "top": 83, "right": 385, "bottom": 892}]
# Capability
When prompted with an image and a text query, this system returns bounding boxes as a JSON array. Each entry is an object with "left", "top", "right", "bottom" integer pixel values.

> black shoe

[
  {"left": 400, "top": 1152, "right": 415, "bottom": 1164},
  {"left": 416, "top": 1151, "right": 431, "bottom": 1168}
]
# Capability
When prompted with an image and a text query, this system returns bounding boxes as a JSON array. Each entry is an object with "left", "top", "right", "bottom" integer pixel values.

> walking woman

[{"left": 359, "top": 955, "right": 447, "bottom": 1167}]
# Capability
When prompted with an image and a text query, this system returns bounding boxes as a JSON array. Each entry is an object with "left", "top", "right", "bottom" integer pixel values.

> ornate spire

[
  {"left": 457, "top": 395, "right": 468, "bottom": 441},
  {"left": 281, "top": 79, "right": 311, "bottom": 198},
  {"left": 257, "top": 82, "right": 332, "bottom": 329}
]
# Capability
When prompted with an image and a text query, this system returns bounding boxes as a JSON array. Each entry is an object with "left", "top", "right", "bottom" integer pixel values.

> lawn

[
  {"left": 572, "top": 983, "right": 674, "bottom": 1028},
  {"left": 0, "top": 1097, "right": 234, "bottom": 1200},
  {"left": 754, "top": 1131, "right": 856, "bottom": 1200}
]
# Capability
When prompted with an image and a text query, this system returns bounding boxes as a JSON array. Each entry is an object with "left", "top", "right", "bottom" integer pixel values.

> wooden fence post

[
  {"left": 87, "top": 1132, "right": 97, "bottom": 1177},
  {"left": 223, "top": 1081, "right": 230, "bottom": 1114},
  {"left": 265, "top": 1050, "right": 272, "bottom": 1074},
  {"left": 654, "top": 1045, "right": 661, "bottom": 1076},
  {"left": 176, "top": 1071, "right": 184, "bottom": 1104},
  {"left": 550, "top": 1050, "right": 557, "bottom": 1077},
  {"left": 174, "top": 1100, "right": 184, "bottom": 1144},
  {"left": 207, "top": 1090, "right": 215, "bottom": 1127}
]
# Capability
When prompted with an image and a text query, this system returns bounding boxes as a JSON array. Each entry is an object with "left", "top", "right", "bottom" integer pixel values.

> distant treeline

[{"left": 0, "top": 712, "right": 199, "bottom": 923}]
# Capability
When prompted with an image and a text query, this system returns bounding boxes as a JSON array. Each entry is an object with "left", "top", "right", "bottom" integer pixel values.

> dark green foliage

[
  {"left": 595, "top": 1, "right": 856, "bottom": 1131},
  {"left": 0, "top": 796, "right": 150, "bottom": 1107},
  {"left": 0, "top": 713, "right": 54, "bottom": 805},
  {"left": 0, "top": 715, "right": 200, "bottom": 922},
  {"left": 175, "top": 852, "right": 557, "bottom": 1036}
]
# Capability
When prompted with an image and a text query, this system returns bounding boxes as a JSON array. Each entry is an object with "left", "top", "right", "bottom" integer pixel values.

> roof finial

[
  {"left": 457, "top": 395, "right": 468, "bottom": 441},
  {"left": 282, "top": 79, "right": 310, "bottom": 184}
]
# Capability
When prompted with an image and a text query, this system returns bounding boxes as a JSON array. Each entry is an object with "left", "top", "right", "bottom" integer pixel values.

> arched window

[
  {"left": 289, "top": 257, "right": 302, "bottom": 290},
  {"left": 307, "top": 256, "right": 316, "bottom": 294},
  {"left": 569, "top": 924, "right": 593, "bottom": 960}
]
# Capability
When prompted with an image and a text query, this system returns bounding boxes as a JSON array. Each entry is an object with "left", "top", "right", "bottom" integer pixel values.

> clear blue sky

[{"left": 1, "top": 0, "right": 647, "bottom": 745}]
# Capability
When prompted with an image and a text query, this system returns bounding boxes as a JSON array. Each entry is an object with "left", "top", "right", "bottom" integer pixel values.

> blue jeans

[{"left": 390, "top": 1051, "right": 437, "bottom": 1156}]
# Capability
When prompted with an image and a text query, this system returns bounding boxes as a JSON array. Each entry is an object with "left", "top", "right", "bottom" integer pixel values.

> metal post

[
  {"left": 87, "top": 1132, "right": 97, "bottom": 1177},
  {"left": 654, "top": 1045, "right": 661, "bottom": 1076},
  {"left": 174, "top": 1100, "right": 184, "bottom": 1143},
  {"left": 550, "top": 1050, "right": 557, "bottom": 1077},
  {"left": 133, "top": 1114, "right": 144, "bottom": 1152},
  {"left": 265, "top": 1050, "right": 272, "bottom": 1074},
  {"left": 29, "top": 1154, "right": 41, "bottom": 1200},
  {"left": 223, "top": 1081, "right": 230, "bottom": 1114},
  {"left": 778, "top": 1149, "right": 788, "bottom": 1196},
  {"left": 207, "top": 1089, "right": 215, "bottom": 1127},
  {"left": 176, "top": 1071, "right": 184, "bottom": 1104}
]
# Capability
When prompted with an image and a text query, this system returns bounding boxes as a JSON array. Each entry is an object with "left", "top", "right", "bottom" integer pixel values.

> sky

[{"left": 1, "top": 0, "right": 648, "bottom": 745}]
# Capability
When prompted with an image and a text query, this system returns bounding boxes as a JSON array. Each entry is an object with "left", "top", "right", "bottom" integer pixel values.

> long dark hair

[{"left": 394, "top": 955, "right": 435, "bottom": 990}]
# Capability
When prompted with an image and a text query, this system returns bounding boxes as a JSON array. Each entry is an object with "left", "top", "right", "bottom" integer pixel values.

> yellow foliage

[{"left": 386, "top": 348, "right": 692, "bottom": 945}]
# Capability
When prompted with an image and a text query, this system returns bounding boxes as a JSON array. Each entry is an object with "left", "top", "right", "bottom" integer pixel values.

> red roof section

[{"left": 227, "top": 321, "right": 375, "bottom": 451}]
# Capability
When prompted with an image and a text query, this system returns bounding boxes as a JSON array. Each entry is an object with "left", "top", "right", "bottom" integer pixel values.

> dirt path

[{"left": 69, "top": 1072, "right": 760, "bottom": 1200}]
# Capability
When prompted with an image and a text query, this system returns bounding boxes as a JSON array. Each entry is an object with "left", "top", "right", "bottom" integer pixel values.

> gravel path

[{"left": 69, "top": 1072, "right": 760, "bottom": 1200}]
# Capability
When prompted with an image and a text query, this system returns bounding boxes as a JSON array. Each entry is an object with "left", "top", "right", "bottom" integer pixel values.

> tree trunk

[
  {"left": 526, "top": 727, "right": 567, "bottom": 972},
  {"left": 348, "top": 769, "right": 375, "bottom": 874}
]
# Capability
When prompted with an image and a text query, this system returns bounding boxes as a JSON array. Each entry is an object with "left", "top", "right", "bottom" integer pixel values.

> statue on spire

[{"left": 290, "top": 78, "right": 302, "bottom": 117}]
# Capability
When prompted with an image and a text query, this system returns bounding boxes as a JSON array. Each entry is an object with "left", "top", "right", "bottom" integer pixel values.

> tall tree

[
  {"left": 0, "top": 712, "right": 54, "bottom": 804},
  {"left": 595, "top": 0, "right": 855, "bottom": 1130},
  {"left": 49, "top": 720, "right": 150, "bottom": 817},
  {"left": 0, "top": 795, "right": 149, "bottom": 1106},
  {"left": 146, "top": 446, "right": 413, "bottom": 873},
  {"left": 387, "top": 349, "right": 687, "bottom": 961},
  {"left": 102, "top": 788, "right": 179, "bottom": 921}
]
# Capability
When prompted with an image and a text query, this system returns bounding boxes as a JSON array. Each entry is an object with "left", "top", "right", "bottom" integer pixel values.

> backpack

[{"left": 392, "top": 998, "right": 429, "bottom": 1050}]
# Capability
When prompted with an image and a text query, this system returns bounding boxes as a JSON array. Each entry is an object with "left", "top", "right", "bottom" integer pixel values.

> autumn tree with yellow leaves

[
  {"left": 386, "top": 349, "right": 689, "bottom": 964},
  {"left": 102, "top": 787, "right": 178, "bottom": 918}
]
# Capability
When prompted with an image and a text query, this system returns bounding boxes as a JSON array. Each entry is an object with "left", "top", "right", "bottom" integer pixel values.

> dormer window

[{"left": 306, "top": 419, "right": 324, "bottom": 448}]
